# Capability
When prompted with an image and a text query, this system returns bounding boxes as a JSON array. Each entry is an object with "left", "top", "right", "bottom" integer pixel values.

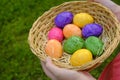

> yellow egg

[
  {"left": 73, "top": 13, "right": 94, "bottom": 28},
  {"left": 45, "top": 39, "right": 63, "bottom": 58},
  {"left": 70, "top": 49, "right": 93, "bottom": 66}
]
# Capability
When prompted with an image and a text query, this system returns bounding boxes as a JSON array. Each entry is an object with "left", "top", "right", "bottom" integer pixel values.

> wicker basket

[{"left": 28, "top": 1, "right": 120, "bottom": 71}]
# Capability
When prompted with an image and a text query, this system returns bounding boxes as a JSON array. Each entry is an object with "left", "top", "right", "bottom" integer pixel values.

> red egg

[{"left": 48, "top": 27, "right": 64, "bottom": 42}]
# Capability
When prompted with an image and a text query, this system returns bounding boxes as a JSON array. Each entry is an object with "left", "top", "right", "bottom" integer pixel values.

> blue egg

[
  {"left": 54, "top": 11, "right": 73, "bottom": 28},
  {"left": 82, "top": 23, "right": 103, "bottom": 38}
]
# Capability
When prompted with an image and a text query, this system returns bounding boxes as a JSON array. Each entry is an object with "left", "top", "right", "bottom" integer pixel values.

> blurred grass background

[{"left": 0, "top": 0, "right": 120, "bottom": 80}]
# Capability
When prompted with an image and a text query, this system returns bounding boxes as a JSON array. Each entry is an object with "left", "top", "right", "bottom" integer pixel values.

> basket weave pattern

[{"left": 28, "top": 1, "right": 120, "bottom": 70}]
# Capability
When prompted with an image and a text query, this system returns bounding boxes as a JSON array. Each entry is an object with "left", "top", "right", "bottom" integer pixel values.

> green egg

[
  {"left": 85, "top": 36, "right": 104, "bottom": 56},
  {"left": 63, "top": 36, "right": 84, "bottom": 54}
]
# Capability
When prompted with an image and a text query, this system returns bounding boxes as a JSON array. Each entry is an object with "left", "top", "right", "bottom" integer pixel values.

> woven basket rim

[{"left": 28, "top": 1, "right": 120, "bottom": 71}]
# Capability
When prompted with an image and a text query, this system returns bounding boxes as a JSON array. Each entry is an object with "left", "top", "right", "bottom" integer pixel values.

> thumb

[
  {"left": 45, "top": 57, "right": 61, "bottom": 73},
  {"left": 93, "top": 0, "right": 118, "bottom": 12}
]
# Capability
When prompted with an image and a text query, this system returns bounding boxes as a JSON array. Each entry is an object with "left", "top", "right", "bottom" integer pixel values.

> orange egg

[
  {"left": 45, "top": 39, "right": 63, "bottom": 58},
  {"left": 63, "top": 24, "right": 82, "bottom": 38}
]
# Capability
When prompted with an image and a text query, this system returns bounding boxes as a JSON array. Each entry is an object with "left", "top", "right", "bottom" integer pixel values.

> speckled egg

[
  {"left": 85, "top": 36, "right": 104, "bottom": 56},
  {"left": 63, "top": 36, "right": 84, "bottom": 54},
  {"left": 82, "top": 23, "right": 103, "bottom": 38},
  {"left": 70, "top": 49, "right": 93, "bottom": 66},
  {"left": 73, "top": 13, "right": 94, "bottom": 28},
  {"left": 54, "top": 11, "right": 73, "bottom": 28},
  {"left": 45, "top": 39, "right": 63, "bottom": 58},
  {"left": 63, "top": 24, "right": 82, "bottom": 39},
  {"left": 48, "top": 27, "right": 64, "bottom": 42}
]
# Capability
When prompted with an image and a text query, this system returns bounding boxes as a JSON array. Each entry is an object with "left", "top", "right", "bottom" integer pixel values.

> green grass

[{"left": 0, "top": 0, "right": 120, "bottom": 80}]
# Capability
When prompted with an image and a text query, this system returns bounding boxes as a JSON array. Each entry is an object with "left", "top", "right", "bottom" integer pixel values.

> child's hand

[
  {"left": 88, "top": 0, "right": 120, "bottom": 21},
  {"left": 41, "top": 57, "right": 96, "bottom": 80}
]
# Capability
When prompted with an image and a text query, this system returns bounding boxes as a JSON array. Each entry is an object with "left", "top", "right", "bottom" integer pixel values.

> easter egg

[
  {"left": 73, "top": 13, "right": 94, "bottom": 28},
  {"left": 63, "top": 36, "right": 84, "bottom": 54},
  {"left": 63, "top": 24, "right": 82, "bottom": 38},
  {"left": 45, "top": 39, "right": 63, "bottom": 58},
  {"left": 48, "top": 27, "right": 64, "bottom": 42},
  {"left": 54, "top": 11, "right": 73, "bottom": 28},
  {"left": 82, "top": 23, "right": 103, "bottom": 38},
  {"left": 85, "top": 36, "right": 104, "bottom": 56},
  {"left": 70, "top": 49, "right": 93, "bottom": 66}
]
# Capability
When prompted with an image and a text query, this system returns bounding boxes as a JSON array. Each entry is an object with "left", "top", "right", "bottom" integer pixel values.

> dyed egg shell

[
  {"left": 45, "top": 39, "right": 63, "bottom": 58},
  {"left": 73, "top": 13, "right": 94, "bottom": 28},
  {"left": 70, "top": 49, "right": 93, "bottom": 66},
  {"left": 54, "top": 11, "right": 73, "bottom": 28},
  {"left": 63, "top": 24, "right": 82, "bottom": 39},
  {"left": 82, "top": 23, "right": 103, "bottom": 38},
  {"left": 63, "top": 36, "right": 84, "bottom": 54},
  {"left": 85, "top": 36, "right": 104, "bottom": 56},
  {"left": 48, "top": 27, "right": 64, "bottom": 42}
]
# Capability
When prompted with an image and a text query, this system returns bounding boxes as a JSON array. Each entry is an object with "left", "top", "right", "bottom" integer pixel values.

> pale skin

[
  {"left": 41, "top": 0, "right": 120, "bottom": 80},
  {"left": 41, "top": 58, "right": 96, "bottom": 80},
  {"left": 88, "top": 0, "right": 120, "bottom": 22}
]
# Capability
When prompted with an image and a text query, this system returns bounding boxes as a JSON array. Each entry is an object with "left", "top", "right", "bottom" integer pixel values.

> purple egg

[
  {"left": 54, "top": 11, "right": 73, "bottom": 28},
  {"left": 82, "top": 23, "right": 103, "bottom": 38}
]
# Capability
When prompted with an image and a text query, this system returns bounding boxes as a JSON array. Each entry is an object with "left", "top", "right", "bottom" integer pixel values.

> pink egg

[{"left": 48, "top": 27, "right": 64, "bottom": 42}]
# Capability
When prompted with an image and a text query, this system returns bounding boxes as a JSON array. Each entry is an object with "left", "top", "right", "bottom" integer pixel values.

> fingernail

[{"left": 46, "top": 57, "right": 51, "bottom": 62}]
